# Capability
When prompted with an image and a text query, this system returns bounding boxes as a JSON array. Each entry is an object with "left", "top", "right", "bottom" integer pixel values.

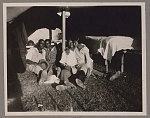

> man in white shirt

[
  {"left": 26, "top": 39, "right": 48, "bottom": 83},
  {"left": 59, "top": 47, "right": 77, "bottom": 83},
  {"left": 69, "top": 42, "right": 93, "bottom": 89},
  {"left": 60, "top": 47, "right": 77, "bottom": 67}
]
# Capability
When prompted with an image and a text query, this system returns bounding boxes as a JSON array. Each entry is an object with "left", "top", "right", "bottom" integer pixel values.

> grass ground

[{"left": 8, "top": 62, "right": 142, "bottom": 112}]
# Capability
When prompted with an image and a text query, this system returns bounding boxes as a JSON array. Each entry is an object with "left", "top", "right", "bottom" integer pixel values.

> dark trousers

[{"left": 68, "top": 70, "right": 86, "bottom": 86}]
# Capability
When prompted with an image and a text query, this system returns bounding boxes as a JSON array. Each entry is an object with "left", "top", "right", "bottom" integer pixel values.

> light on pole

[{"left": 57, "top": 7, "right": 70, "bottom": 51}]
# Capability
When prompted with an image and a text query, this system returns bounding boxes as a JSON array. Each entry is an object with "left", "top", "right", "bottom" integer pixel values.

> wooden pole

[
  {"left": 105, "top": 59, "right": 108, "bottom": 73},
  {"left": 121, "top": 50, "right": 127, "bottom": 73},
  {"left": 121, "top": 53, "right": 124, "bottom": 73},
  {"left": 62, "top": 11, "right": 66, "bottom": 51}
]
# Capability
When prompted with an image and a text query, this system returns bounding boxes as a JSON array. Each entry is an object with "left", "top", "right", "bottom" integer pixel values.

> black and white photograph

[{"left": 3, "top": 2, "right": 146, "bottom": 116}]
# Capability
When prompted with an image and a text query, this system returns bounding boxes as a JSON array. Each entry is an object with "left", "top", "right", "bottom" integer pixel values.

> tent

[
  {"left": 7, "top": 6, "right": 141, "bottom": 40},
  {"left": 7, "top": 6, "right": 142, "bottom": 73}
]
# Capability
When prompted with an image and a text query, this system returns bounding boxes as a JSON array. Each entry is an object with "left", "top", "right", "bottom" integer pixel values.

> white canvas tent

[
  {"left": 7, "top": 7, "right": 31, "bottom": 23},
  {"left": 28, "top": 28, "right": 50, "bottom": 44}
]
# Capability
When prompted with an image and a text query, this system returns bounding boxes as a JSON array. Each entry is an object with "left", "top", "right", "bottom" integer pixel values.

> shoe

[
  {"left": 110, "top": 71, "right": 121, "bottom": 81},
  {"left": 75, "top": 79, "right": 86, "bottom": 89},
  {"left": 64, "top": 81, "right": 77, "bottom": 89},
  {"left": 56, "top": 85, "right": 67, "bottom": 91}
]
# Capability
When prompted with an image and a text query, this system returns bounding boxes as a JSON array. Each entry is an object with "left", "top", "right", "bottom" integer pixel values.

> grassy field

[{"left": 7, "top": 62, "right": 142, "bottom": 112}]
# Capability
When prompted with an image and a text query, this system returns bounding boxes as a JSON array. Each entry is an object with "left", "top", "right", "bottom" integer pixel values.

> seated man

[
  {"left": 69, "top": 42, "right": 93, "bottom": 89},
  {"left": 26, "top": 39, "right": 48, "bottom": 84},
  {"left": 59, "top": 47, "right": 77, "bottom": 87}
]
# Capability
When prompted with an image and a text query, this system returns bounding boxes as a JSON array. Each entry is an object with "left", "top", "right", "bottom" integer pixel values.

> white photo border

[{"left": 3, "top": 2, "right": 147, "bottom": 116}]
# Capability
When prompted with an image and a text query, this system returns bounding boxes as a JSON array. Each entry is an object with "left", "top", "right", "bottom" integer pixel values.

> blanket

[{"left": 98, "top": 36, "right": 134, "bottom": 61}]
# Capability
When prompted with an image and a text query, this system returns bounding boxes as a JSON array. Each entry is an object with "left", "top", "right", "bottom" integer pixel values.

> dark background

[{"left": 10, "top": 6, "right": 141, "bottom": 50}]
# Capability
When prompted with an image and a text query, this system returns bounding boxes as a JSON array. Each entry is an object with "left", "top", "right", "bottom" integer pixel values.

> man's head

[
  {"left": 73, "top": 40, "right": 79, "bottom": 48},
  {"left": 38, "top": 39, "right": 45, "bottom": 49},
  {"left": 68, "top": 40, "right": 74, "bottom": 49},
  {"left": 38, "top": 61, "right": 49, "bottom": 70},
  {"left": 77, "top": 43, "right": 84, "bottom": 51},
  {"left": 27, "top": 40, "right": 35, "bottom": 46},
  {"left": 45, "top": 39, "right": 51, "bottom": 48}
]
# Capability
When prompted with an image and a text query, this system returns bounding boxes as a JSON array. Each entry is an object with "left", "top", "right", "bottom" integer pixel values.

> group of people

[{"left": 26, "top": 38, "right": 93, "bottom": 90}]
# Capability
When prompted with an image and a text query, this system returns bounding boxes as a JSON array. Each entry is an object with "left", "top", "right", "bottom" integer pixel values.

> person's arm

[
  {"left": 51, "top": 46, "right": 57, "bottom": 64},
  {"left": 54, "top": 46, "right": 57, "bottom": 60},
  {"left": 86, "top": 68, "right": 91, "bottom": 78},
  {"left": 59, "top": 52, "right": 67, "bottom": 67},
  {"left": 59, "top": 52, "right": 72, "bottom": 70},
  {"left": 38, "top": 59, "right": 46, "bottom": 63},
  {"left": 42, "top": 49, "right": 46, "bottom": 60},
  {"left": 75, "top": 63, "right": 84, "bottom": 70},
  {"left": 84, "top": 48, "right": 93, "bottom": 77},
  {"left": 26, "top": 48, "right": 38, "bottom": 65},
  {"left": 84, "top": 48, "right": 92, "bottom": 68},
  {"left": 26, "top": 59, "right": 38, "bottom": 65}
]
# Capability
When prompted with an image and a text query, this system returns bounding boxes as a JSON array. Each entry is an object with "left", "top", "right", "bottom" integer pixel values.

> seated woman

[{"left": 44, "top": 39, "right": 61, "bottom": 77}]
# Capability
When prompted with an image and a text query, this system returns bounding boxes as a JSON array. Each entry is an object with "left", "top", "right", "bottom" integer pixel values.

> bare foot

[
  {"left": 75, "top": 79, "right": 86, "bottom": 89},
  {"left": 110, "top": 71, "right": 121, "bottom": 81},
  {"left": 39, "top": 70, "right": 48, "bottom": 85},
  {"left": 65, "top": 81, "right": 77, "bottom": 89},
  {"left": 56, "top": 85, "right": 67, "bottom": 91}
]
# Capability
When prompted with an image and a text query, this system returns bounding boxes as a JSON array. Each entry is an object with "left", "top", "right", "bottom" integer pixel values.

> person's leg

[
  {"left": 26, "top": 64, "right": 48, "bottom": 84},
  {"left": 75, "top": 70, "right": 86, "bottom": 89},
  {"left": 26, "top": 64, "right": 37, "bottom": 73},
  {"left": 47, "top": 67, "right": 53, "bottom": 77},
  {"left": 27, "top": 64, "right": 43, "bottom": 75},
  {"left": 60, "top": 69, "right": 72, "bottom": 82},
  {"left": 76, "top": 70, "right": 86, "bottom": 82},
  {"left": 34, "top": 65, "right": 48, "bottom": 84},
  {"left": 68, "top": 73, "right": 78, "bottom": 86},
  {"left": 55, "top": 69, "right": 72, "bottom": 90},
  {"left": 56, "top": 67, "right": 61, "bottom": 77},
  {"left": 60, "top": 69, "right": 77, "bottom": 88},
  {"left": 38, "top": 70, "right": 48, "bottom": 85}
]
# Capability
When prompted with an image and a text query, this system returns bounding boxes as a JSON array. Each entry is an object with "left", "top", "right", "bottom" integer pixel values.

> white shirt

[
  {"left": 60, "top": 50, "right": 77, "bottom": 67},
  {"left": 75, "top": 45, "right": 93, "bottom": 74},
  {"left": 26, "top": 47, "right": 46, "bottom": 63},
  {"left": 75, "top": 45, "right": 93, "bottom": 68}
]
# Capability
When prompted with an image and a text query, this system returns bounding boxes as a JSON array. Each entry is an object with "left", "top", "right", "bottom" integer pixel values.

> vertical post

[
  {"left": 121, "top": 53, "right": 124, "bottom": 73},
  {"left": 105, "top": 59, "right": 108, "bottom": 73},
  {"left": 121, "top": 50, "right": 127, "bottom": 73},
  {"left": 62, "top": 11, "right": 66, "bottom": 51}
]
